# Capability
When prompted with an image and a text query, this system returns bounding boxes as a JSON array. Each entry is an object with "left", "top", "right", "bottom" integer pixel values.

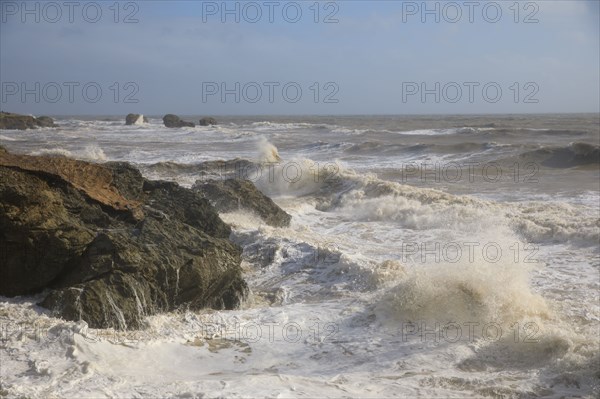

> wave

[
  {"left": 30, "top": 148, "right": 73, "bottom": 157},
  {"left": 395, "top": 127, "right": 492, "bottom": 136},
  {"left": 392, "top": 127, "right": 592, "bottom": 138},
  {"left": 257, "top": 136, "right": 281, "bottom": 163},
  {"left": 0, "top": 134, "right": 19, "bottom": 141},
  {"left": 135, "top": 139, "right": 599, "bottom": 248},
  {"left": 330, "top": 127, "right": 371, "bottom": 135},
  {"left": 375, "top": 259, "right": 550, "bottom": 327},
  {"left": 513, "top": 142, "right": 600, "bottom": 168},
  {"left": 246, "top": 141, "right": 599, "bottom": 246},
  {"left": 344, "top": 141, "right": 498, "bottom": 156},
  {"left": 29, "top": 145, "right": 107, "bottom": 161},
  {"left": 246, "top": 121, "right": 331, "bottom": 131},
  {"left": 479, "top": 128, "right": 590, "bottom": 138}
]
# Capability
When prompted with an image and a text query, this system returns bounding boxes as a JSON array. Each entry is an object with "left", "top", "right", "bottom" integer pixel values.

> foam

[{"left": 1, "top": 117, "right": 598, "bottom": 398}]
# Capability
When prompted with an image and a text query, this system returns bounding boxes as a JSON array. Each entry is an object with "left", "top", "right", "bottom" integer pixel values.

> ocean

[{"left": 1, "top": 114, "right": 599, "bottom": 398}]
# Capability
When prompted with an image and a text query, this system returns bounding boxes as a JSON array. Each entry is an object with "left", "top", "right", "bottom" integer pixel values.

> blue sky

[{"left": 1, "top": 0, "right": 598, "bottom": 115}]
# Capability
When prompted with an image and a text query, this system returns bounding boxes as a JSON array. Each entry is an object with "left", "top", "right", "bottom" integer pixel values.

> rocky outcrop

[
  {"left": 163, "top": 114, "right": 195, "bottom": 128},
  {"left": 194, "top": 179, "right": 291, "bottom": 228},
  {"left": 199, "top": 117, "right": 218, "bottom": 126},
  {"left": 125, "top": 113, "right": 148, "bottom": 125},
  {"left": 0, "top": 112, "right": 57, "bottom": 130},
  {"left": 36, "top": 116, "right": 56, "bottom": 127},
  {"left": 0, "top": 148, "right": 247, "bottom": 329}
]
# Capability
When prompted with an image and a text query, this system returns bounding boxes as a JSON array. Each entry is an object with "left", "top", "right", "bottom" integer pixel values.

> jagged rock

[
  {"left": 194, "top": 179, "right": 291, "bottom": 228},
  {"left": 125, "top": 113, "right": 148, "bottom": 125},
  {"left": 0, "top": 112, "right": 56, "bottom": 130},
  {"left": 0, "top": 149, "right": 247, "bottom": 329},
  {"left": 199, "top": 117, "right": 218, "bottom": 126},
  {"left": 163, "top": 114, "right": 195, "bottom": 128},
  {"left": 0, "top": 150, "right": 144, "bottom": 220}
]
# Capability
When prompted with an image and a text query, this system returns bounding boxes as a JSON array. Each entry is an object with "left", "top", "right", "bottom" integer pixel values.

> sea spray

[{"left": 257, "top": 136, "right": 281, "bottom": 163}]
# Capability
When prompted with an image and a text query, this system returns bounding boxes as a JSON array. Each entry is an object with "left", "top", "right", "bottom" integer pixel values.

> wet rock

[
  {"left": 35, "top": 116, "right": 56, "bottom": 127},
  {"left": 163, "top": 114, "right": 195, "bottom": 128},
  {"left": 199, "top": 117, "right": 218, "bottom": 126},
  {"left": 125, "top": 113, "right": 148, "bottom": 125},
  {"left": 0, "top": 112, "right": 57, "bottom": 130},
  {"left": 194, "top": 179, "right": 291, "bottom": 228},
  {"left": 0, "top": 149, "right": 247, "bottom": 329}
]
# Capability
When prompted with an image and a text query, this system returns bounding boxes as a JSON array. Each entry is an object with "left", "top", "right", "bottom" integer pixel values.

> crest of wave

[
  {"left": 253, "top": 138, "right": 345, "bottom": 198},
  {"left": 256, "top": 137, "right": 281, "bottom": 163},
  {"left": 372, "top": 213, "right": 550, "bottom": 325},
  {"left": 30, "top": 145, "right": 106, "bottom": 162}
]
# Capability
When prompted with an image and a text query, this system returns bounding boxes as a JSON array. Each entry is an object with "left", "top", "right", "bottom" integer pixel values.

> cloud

[{"left": 1, "top": 1, "right": 598, "bottom": 114}]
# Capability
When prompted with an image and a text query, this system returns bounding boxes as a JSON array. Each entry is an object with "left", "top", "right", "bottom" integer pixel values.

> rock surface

[
  {"left": 0, "top": 148, "right": 247, "bottom": 329},
  {"left": 199, "top": 117, "right": 218, "bottom": 126},
  {"left": 163, "top": 114, "right": 195, "bottom": 128},
  {"left": 0, "top": 112, "right": 57, "bottom": 130},
  {"left": 125, "top": 113, "right": 148, "bottom": 125},
  {"left": 194, "top": 179, "right": 291, "bottom": 228}
]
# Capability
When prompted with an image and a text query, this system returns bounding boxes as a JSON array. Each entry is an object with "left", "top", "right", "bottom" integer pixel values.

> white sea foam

[{"left": 30, "top": 145, "right": 107, "bottom": 162}]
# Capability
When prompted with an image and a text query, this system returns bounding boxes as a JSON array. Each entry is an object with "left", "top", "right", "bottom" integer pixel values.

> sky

[{"left": 1, "top": 0, "right": 599, "bottom": 115}]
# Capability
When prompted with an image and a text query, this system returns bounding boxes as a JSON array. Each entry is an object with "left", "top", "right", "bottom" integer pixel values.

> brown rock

[
  {"left": 0, "top": 149, "right": 247, "bottom": 329},
  {"left": 0, "top": 112, "right": 56, "bottom": 130},
  {"left": 163, "top": 114, "right": 195, "bottom": 128}
]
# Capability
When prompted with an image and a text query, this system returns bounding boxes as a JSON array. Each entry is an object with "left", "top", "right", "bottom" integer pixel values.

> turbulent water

[{"left": 1, "top": 114, "right": 599, "bottom": 398}]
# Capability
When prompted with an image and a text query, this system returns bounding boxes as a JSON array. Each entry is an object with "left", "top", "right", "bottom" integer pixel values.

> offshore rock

[
  {"left": 125, "top": 113, "right": 148, "bottom": 125},
  {"left": 163, "top": 114, "right": 195, "bottom": 128},
  {"left": 194, "top": 178, "right": 291, "bottom": 228},
  {"left": 0, "top": 112, "right": 57, "bottom": 130},
  {"left": 199, "top": 117, "right": 218, "bottom": 126}
]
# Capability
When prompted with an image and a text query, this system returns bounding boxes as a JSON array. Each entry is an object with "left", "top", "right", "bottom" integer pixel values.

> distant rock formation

[
  {"left": 163, "top": 114, "right": 195, "bottom": 128},
  {"left": 125, "top": 113, "right": 148, "bottom": 125},
  {"left": 194, "top": 179, "right": 291, "bottom": 228},
  {"left": 0, "top": 147, "right": 247, "bottom": 329},
  {"left": 199, "top": 117, "right": 218, "bottom": 126},
  {"left": 0, "top": 112, "right": 57, "bottom": 130}
]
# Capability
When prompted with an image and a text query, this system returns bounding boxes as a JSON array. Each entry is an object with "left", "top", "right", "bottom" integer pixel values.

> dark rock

[
  {"left": 163, "top": 114, "right": 195, "bottom": 128},
  {"left": 194, "top": 179, "right": 291, "bottom": 228},
  {"left": 0, "top": 112, "right": 36, "bottom": 129},
  {"left": 36, "top": 116, "right": 56, "bottom": 127},
  {"left": 0, "top": 167, "right": 96, "bottom": 296},
  {"left": 138, "top": 158, "right": 256, "bottom": 185},
  {"left": 199, "top": 117, "right": 218, "bottom": 126},
  {"left": 0, "top": 112, "right": 56, "bottom": 130},
  {"left": 143, "top": 179, "right": 231, "bottom": 238},
  {"left": 125, "top": 113, "right": 147, "bottom": 125},
  {"left": 0, "top": 149, "right": 247, "bottom": 329}
]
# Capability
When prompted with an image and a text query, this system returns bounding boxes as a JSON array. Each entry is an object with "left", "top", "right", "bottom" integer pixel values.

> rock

[
  {"left": 0, "top": 149, "right": 247, "bottom": 329},
  {"left": 0, "top": 112, "right": 57, "bottom": 130},
  {"left": 199, "top": 117, "right": 218, "bottom": 126},
  {"left": 36, "top": 116, "right": 56, "bottom": 128},
  {"left": 0, "top": 112, "right": 36, "bottom": 129},
  {"left": 163, "top": 114, "right": 195, "bottom": 128},
  {"left": 0, "top": 150, "right": 144, "bottom": 220},
  {"left": 194, "top": 179, "right": 291, "bottom": 228},
  {"left": 125, "top": 113, "right": 147, "bottom": 125}
]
